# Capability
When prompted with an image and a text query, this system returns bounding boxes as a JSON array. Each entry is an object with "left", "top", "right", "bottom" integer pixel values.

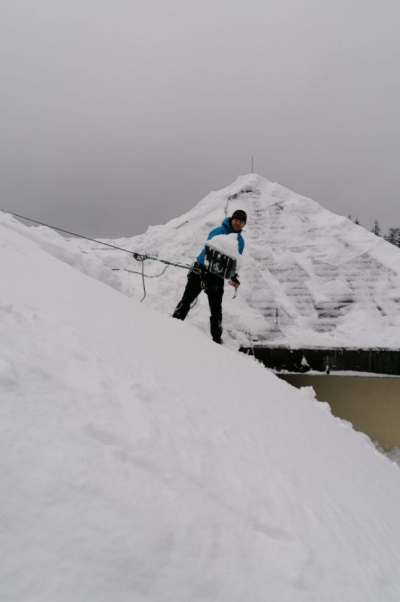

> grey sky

[{"left": 1, "top": 0, "right": 399, "bottom": 237}]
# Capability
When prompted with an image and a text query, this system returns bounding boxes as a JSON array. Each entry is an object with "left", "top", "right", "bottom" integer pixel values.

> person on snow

[{"left": 172, "top": 209, "right": 247, "bottom": 344}]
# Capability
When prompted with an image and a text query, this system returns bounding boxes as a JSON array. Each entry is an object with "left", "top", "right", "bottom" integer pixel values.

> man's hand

[{"left": 229, "top": 275, "right": 240, "bottom": 289}]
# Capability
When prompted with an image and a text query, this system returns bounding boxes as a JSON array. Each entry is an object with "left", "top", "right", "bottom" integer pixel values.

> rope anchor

[{"left": 133, "top": 252, "right": 148, "bottom": 262}]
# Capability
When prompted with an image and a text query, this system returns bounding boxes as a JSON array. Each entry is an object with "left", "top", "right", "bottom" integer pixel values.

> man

[{"left": 172, "top": 209, "right": 247, "bottom": 344}]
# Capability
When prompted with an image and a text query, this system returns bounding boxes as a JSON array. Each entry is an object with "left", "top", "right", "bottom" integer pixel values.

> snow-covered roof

[
  {"left": 77, "top": 174, "right": 400, "bottom": 349},
  {"left": 2, "top": 206, "right": 400, "bottom": 600}
]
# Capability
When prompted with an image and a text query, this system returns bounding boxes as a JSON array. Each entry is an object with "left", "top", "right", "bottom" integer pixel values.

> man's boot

[{"left": 210, "top": 317, "right": 223, "bottom": 344}]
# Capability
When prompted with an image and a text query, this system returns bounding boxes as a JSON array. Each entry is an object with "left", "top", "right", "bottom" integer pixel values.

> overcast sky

[{"left": 1, "top": 0, "right": 399, "bottom": 238}]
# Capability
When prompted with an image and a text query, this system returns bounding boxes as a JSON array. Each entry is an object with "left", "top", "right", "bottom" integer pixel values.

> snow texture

[{"left": 2, "top": 190, "right": 400, "bottom": 601}]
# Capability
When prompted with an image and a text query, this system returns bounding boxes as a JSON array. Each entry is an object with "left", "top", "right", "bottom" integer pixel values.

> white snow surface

[
  {"left": 67, "top": 174, "right": 400, "bottom": 349},
  {"left": 206, "top": 233, "right": 242, "bottom": 263},
  {"left": 2, "top": 204, "right": 400, "bottom": 601}
]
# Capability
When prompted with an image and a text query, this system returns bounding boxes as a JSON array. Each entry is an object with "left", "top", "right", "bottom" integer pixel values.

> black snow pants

[{"left": 172, "top": 262, "right": 224, "bottom": 344}]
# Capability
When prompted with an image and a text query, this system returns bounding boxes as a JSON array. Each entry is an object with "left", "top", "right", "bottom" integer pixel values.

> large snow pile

[
  {"left": 2, "top": 211, "right": 400, "bottom": 601},
  {"left": 70, "top": 174, "right": 400, "bottom": 349}
]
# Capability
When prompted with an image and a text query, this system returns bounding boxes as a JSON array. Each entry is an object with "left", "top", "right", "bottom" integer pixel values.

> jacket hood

[{"left": 221, "top": 217, "right": 234, "bottom": 233}]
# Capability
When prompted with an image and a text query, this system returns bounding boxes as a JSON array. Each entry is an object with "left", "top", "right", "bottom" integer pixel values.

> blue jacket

[{"left": 197, "top": 217, "right": 245, "bottom": 265}]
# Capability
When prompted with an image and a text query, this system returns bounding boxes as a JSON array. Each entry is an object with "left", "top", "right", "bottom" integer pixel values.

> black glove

[{"left": 229, "top": 274, "right": 240, "bottom": 289}]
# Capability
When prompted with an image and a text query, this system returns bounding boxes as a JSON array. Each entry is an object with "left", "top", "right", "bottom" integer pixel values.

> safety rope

[
  {"left": 1, "top": 208, "right": 241, "bottom": 304},
  {"left": 1, "top": 209, "right": 139, "bottom": 254},
  {"left": 0, "top": 208, "right": 205, "bottom": 301}
]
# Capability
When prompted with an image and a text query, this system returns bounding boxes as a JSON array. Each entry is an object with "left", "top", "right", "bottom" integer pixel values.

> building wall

[{"left": 279, "top": 374, "right": 400, "bottom": 449}]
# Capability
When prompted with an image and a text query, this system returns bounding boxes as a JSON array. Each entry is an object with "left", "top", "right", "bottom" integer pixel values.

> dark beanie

[{"left": 231, "top": 209, "right": 247, "bottom": 224}]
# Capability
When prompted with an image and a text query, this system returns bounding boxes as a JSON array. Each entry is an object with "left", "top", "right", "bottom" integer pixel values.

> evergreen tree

[
  {"left": 384, "top": 227, "right": 400, "bottom": 247},
  {"left": 354, "top": 218, "right": 361, "bottom": 226},
  {"left": 371, "top": 219, "right": 381, "bottom": 236}
]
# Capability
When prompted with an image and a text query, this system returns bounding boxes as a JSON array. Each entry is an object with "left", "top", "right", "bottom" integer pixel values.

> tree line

[{"left": 349, "top": 217, "right": 400, "bottom": 248}]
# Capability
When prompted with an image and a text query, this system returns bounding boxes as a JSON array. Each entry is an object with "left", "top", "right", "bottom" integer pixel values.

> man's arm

[{"left": 206, "top": 226, "right": 226, "bottom": 241}]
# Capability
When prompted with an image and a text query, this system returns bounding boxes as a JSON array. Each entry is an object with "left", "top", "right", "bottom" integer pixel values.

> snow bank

[{"left": 2, "top": 212, "right": 400, "bottom": 601}]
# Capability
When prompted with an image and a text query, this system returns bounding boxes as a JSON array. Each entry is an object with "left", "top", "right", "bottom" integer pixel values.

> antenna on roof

[{"left": 251, "top": 155, "right": 254, "bottom": 173}]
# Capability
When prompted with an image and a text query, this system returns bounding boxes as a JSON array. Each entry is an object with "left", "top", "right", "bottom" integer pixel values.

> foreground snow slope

[
  {"left": 72, "top": 174, "right": 400, "bottom": 349},
  {"left": 2, "top": 215, "right": 400, "bottom": 602}
]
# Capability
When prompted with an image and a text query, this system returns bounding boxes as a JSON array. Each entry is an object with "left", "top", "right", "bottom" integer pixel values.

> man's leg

[
  {"left": 172, "top": 267, "right": 203, "bottom": 320},
  {"left": 206, "top": 275, "right": 224, "bottom": 343}
]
